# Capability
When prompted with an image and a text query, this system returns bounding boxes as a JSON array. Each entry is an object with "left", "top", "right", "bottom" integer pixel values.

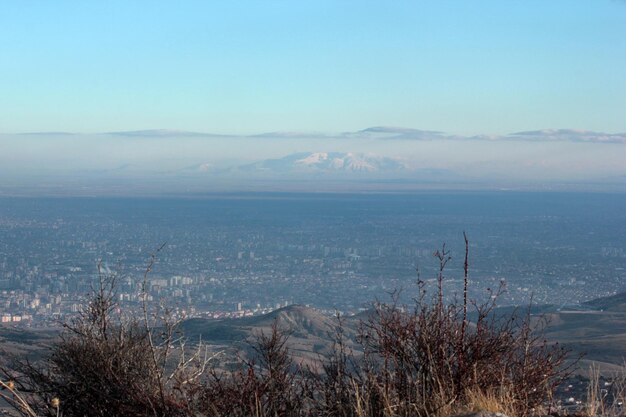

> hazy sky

[{"left": 1, "top": 1, "right": 625, "bottom": 135}]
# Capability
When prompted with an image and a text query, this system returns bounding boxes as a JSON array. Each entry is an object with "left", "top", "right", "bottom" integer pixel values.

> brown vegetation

[
  {"left": 309, "top": 236, "right": 570, "bottom": 417},
  {"left": 1, "top": 238, "right": 573, "bottom": 417}
]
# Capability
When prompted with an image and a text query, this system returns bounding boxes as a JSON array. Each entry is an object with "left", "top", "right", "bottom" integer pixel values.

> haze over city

[
  {"left": 2, "top": 1, "right": 626, "bottom": 194},
  {"left": 2, "top": 2, "right": 626, "bottom": 415}
]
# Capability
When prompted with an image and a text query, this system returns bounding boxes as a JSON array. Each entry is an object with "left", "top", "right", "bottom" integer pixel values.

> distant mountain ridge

[
  {"left": 9, "top": 126, "right": 623, "bottom": 144},
  {"left": 171, "top": 151, "right": 460, "bottom": 184},
  {"left": 105, "top": 129, "right": 230, "bottom": 138},
  {"left": 236, "top": 152, "right": 409, "bottom": 175}
]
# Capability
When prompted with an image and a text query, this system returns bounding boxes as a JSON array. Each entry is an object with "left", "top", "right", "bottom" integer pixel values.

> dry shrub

[
  {"left": 0, "top": 238, "right": 573, "bottom": 417},
  {"left": 196, "top": 321, "right": 311, "bottom": 417},
  {"left": 313, "top": 235, "right": 572, "bottom": 417},
  {"left": 1, "top": 254, "right": 211, "bottom": 417}
]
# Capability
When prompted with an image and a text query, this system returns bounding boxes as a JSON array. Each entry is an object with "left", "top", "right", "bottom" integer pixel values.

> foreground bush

[
  {"left": 313, "top": 238, "right": 570, "bottom": 417},
  {"left": 1, "top": 257, "right": 211, "bottom": 417},
  {"left": 195, "top": 322, "right": 312, "bottom": 417},
  {"left": 1, "top": 239, "right": 572, "bottom": 417}
]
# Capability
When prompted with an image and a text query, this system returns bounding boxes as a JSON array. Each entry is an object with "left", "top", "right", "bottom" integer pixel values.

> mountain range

[
  {"left": 179, "top": 152, "right": 458, "bottom": 182},
  {"left": 2, "top": 126, "right": 625, "bottom": 194},
  {"left": 15, "top": 126, "right": 623, "bottom": 144},
  {"left": 234, "top": 152, "right": 408, "bottom": 175}
]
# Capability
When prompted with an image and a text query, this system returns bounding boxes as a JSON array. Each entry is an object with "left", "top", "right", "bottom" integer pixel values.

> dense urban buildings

[{"left": 1, "top": 192, "right": 625, "bottom": 327}]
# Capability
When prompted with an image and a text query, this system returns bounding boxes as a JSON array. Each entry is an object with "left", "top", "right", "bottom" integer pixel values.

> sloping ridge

[
  {"left": 179, "top": 305, "right": 358, "bottom": 364},
  {"left": 236, "top": 305, "right": 339, "bottom": 339},
  {"left": 180, "top": 305, "right": 349, "bottom": 345},
  {"left": 582, "top": 292, "right": 626, "bottom": 312}
]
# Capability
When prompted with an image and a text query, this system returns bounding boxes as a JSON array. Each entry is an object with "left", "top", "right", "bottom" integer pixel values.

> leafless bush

[
  {"left": 313, "top": 234, "right": 572, "bottom": 417},
  {"left": 312, "top": 312, "right": 358, "bottom": 417},
  {"left": 1, "top": 237, "right": 573, "bottom": 417},
  {"left": 196, "top": 320, "right": 311, "bottom": 417},
  {"left": 1, "top": 250, "right": 213, "bottom": 417}
]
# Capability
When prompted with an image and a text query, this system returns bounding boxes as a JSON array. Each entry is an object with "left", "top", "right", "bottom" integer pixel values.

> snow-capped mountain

[
  {"left": 177, "top": 162, "right": 215, "bottom": 173},
  {"left": 236, "top": 152, "right": 410, "bottom": 175}
]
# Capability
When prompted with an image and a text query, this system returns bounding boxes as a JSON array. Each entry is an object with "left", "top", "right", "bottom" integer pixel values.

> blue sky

[{"left": 1, "top": 0, "right": 625, "bottom": 135}]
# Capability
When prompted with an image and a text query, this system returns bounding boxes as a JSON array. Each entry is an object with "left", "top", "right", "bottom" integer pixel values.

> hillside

[
  {"left": 180, "top": 305, "right": 359, "bottom": 365},
  {"left": 582, "top": 291, "right": 626, "bottom": 312},
  {"left": 0, "top": 326, "right": 58, "bottom": 360},
  {"left": 180, "top": 295, "right": 626, "bottom": 374},
  {"left": 4, "top": 292, "right": 626, "bottom": 374}
]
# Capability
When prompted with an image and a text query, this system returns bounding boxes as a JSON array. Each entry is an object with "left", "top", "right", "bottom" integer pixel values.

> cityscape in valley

[
  {"left": 2, "top": 2, "right": 626, "bottom": 415},
  {"left": 1, "top": 192, "right": 624, "bottom": 327}
]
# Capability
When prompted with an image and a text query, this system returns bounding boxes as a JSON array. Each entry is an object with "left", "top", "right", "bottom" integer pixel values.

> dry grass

[
  {"left": 583, "top": 363, "right": 626, "bottom": 417},
  {"left": 462, "top": 386, "right": 519, "bottom": 417}
]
